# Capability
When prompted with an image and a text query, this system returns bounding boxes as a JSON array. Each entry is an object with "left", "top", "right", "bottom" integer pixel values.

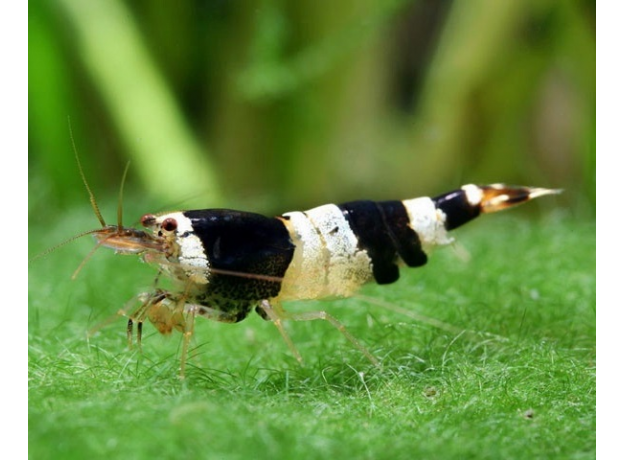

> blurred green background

[{"left": 29, "top": 0, "right": 595, "bottom": 221}]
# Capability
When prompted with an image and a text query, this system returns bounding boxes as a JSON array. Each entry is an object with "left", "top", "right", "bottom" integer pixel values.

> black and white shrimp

[{"left": 87, "top": 183, "right": 559, "bottom": 375}]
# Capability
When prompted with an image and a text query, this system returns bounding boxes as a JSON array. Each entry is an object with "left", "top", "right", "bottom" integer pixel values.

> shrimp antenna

[
  {"left": 117, "top": 161, "right": 131, "bottom": 229},
  {"left": 28, "top": 227, "right": 112, "bottom": 263},
  {"left": 30, "top": 121, "right": 131, "bottom": 264},
  {"left": 68, "top": 116, "right": 106, "bottom": 228}
]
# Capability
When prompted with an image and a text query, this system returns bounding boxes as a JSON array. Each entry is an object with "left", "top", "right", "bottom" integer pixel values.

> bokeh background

[{"left": 29, "top": 0, "right": 595, "bottom": 221}]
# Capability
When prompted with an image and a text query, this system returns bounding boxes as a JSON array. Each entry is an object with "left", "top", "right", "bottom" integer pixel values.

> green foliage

[
  {"left": 29, "top": 207, "right": 595, "bottom": 459},
  {"left": 29, "top": 0, "right": 594, "bottom": 213}
]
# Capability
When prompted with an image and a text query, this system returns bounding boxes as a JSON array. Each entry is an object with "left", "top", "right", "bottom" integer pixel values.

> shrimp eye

[
  {"left": 141, "top": 214, "right": 157, "bottom": 228},
  {"left": 161, "top": 218, "right": 178, "bottom": 232}
]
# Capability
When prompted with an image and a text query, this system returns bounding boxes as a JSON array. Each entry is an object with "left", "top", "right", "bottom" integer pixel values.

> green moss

[{"left": 29, "top": 207, "right": 595, "bottom": 460}]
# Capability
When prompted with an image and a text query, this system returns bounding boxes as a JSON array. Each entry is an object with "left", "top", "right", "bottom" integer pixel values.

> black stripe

[
  {"left": 184, "top": 209, "right": 295, "bottom": 301},
  {"left": 338, "top": 200, "right": 400, "bottom": 284},
  {"left": 433, "top": 189, "right": 481, "bottom": 230},
  {"left": 377, "top": 200, "right": 427, "bottom": 268}
]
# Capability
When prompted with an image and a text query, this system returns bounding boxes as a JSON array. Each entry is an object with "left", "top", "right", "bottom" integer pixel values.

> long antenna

[
  {"left": 68, "top": 116, "right": 107, "bottom": 228},
  {"left": 28, "top": 227, "right": 109, "bottom": 263},
  {"left": 117, "top": 161, "right": 131, "bottom": 228}
]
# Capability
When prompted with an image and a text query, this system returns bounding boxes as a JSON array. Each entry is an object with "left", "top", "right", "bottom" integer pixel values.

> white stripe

[
  {"left": 154, "top": 212, "right": 210, "bottom": 285},
  {"left": 402, "top": 197, "right": 453, "bottom": 251},
  {"left": 278, "top": 205, "right": 372, "bottom": 300},
  {"left": 461, "top": 184, "right": 483, "bottom": 206},
  {"left": 278, "top": 211, "right": 326, "bottom": 300}
]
